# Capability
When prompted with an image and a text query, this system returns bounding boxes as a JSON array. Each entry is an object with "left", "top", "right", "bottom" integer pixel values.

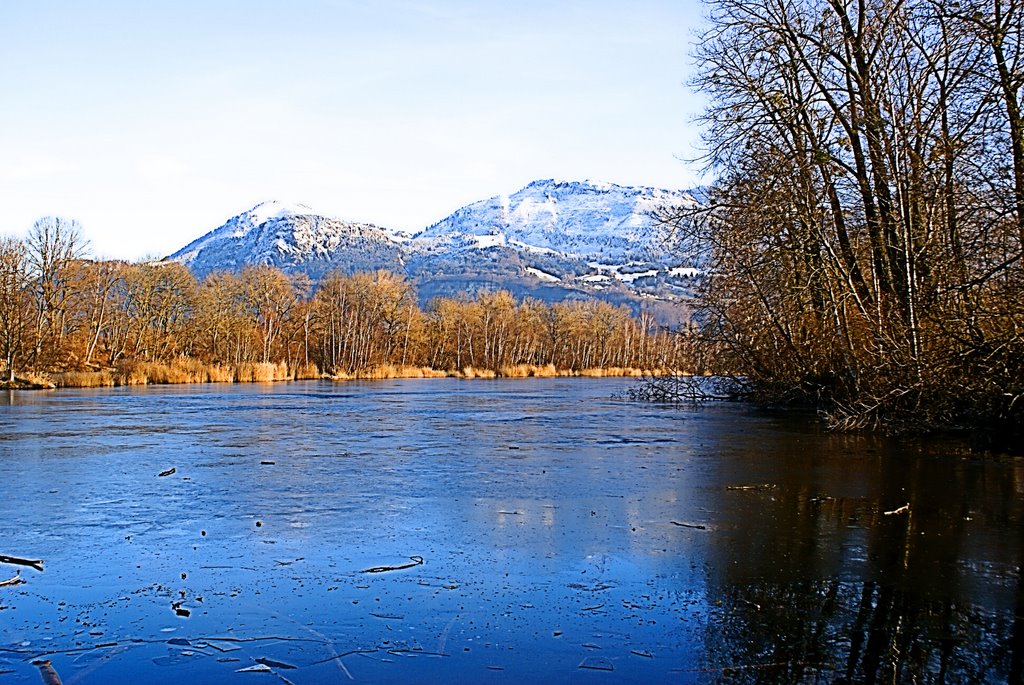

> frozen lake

[{"left": 1, "top": 378, "right": 1021, "bottom": 683}]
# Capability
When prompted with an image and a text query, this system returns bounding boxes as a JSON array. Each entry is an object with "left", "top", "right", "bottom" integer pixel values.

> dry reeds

[
  {"left": 579, "top": 367, "right": 637, "bottom": 378},
  {"left": 292, "top": 363, "right": 322, "bottom": 380},
  {"left": 41, "top": 358, "right": 680, "bottom": 389},
  {"left": 113, "top": 358, "right": 211, "bottom": 385},
  {"left": 459, "top": 366, "right": 497, "bottom": 379},
  {"left": 353, "top": 365, "right": 449, "bottom": 380},
  {"left": 577, "top": 367, "right": 678, "bottom": 378},
  {"left": 234, "top": 362, "right": 290, "bottom": 383},
  {"left": 51, "top": 370, "right": 115, "bottom": 388},
  {"left": 52, "top": 358, "right": 289, "bottom": 387},
  {"left": 497, "top": 364, "right": 558, "bottom": 378},
  {"left": 355, "top": 365, "right": 400, "bottom": 380},
  {"left": 12, "top": 372, "right": 58, "bottom": 389},
  {"left": 206, "top": 364, "right": 235, "bottom": 383}
]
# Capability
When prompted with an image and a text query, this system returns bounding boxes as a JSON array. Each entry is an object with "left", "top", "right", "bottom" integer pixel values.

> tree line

[
  {"left": 0, "top": 218, "right": 689, "bottom": 385},
  {"left": 673, "top": 0, "right": 1024, "bottom": 434}
]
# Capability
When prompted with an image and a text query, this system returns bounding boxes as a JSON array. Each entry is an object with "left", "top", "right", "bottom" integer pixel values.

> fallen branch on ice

[
  {"left": 361, "top": 556, "right": 424, "bottom": 574},
  {"left": 33, "top": 660, "right": 63, "bottom": 685},
  {"left": 884, "top": 503, "right": 910, "bottom": 516},
  {"left": 0, "top": 573, "right": 25, "bottom": 587},
  {"left": 0, "top": 555, "right": 43, "bottom": 571},
  {"left": 671, "top": 521, "right": 708, "bottom": 530}
]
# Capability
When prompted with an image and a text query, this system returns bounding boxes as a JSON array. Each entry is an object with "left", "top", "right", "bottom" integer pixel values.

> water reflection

[
  {"left": 0, "top": 380, "right": 1020, "bottom": 683},
  {"left": 697, "top": 424, "right": 1024, "bottom": 683}
]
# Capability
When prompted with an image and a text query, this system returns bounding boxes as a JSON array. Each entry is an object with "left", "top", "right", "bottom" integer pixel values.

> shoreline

[{"left": 3, "top": 363, "right": 689, "bottom": 391}]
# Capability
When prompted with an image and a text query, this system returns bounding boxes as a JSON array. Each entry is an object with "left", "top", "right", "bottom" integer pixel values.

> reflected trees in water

[{"left": 698, "top": 444, "right": 1024, "bottom": 683}]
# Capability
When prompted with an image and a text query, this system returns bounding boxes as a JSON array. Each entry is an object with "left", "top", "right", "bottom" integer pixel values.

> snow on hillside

[
  {"left": 414, "top": 179, "right": 698, "bottom": 261},
  {"left": 172, "top": 201, "right": 316, "bottom": 263},
  {"left": 169, "top": 200, "right": 403, "bottom": 278},
  {"left": 526, "top": 266, "right": 561, "bottom": 282},
  {"left": 166, "top": 180, "right": 703, "bottom": 315}
]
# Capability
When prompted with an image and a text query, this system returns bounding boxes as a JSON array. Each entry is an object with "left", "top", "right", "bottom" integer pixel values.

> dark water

[{"left": 0, "top": 379, "right": 1021, "bottom": 684}]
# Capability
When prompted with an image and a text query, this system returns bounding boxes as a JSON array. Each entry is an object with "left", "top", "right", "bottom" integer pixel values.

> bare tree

[
  {"left": 25, "top": 217, "right": 87, "bottom": 369},
  {"left": 74, "top": 260, "right": 123, "bottom": 367},
  {"left": 0, "top": 237, "right": 31, "bottom": 381},
  {"left": 678, "top": 0, "right": 1024, "bottom": 431},
  {"left": 240, "top": 265, "right": 301, "bottom": 364}
]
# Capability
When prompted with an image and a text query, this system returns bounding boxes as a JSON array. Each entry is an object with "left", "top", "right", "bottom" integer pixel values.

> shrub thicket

[{"left": 674, "top": 0, "right": 1024, "bottom": 435}]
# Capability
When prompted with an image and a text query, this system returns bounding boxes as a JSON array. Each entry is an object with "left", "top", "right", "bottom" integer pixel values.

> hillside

[{"left": 168, "top": 180, "right": 702, "bottom": 322}]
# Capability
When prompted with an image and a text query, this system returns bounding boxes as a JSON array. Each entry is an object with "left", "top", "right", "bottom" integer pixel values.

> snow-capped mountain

[
  {"left": 170, "top": 201, "right": 404, "bottom": 279},
  {"left": 404, "top": 180, "right": 701, "bottom": 313},
  {"left": 414, "top": 179, "right": 697, "bottom": 261},
  {"left": 167, "top": 182, "right": 702, "bottom": 321}
]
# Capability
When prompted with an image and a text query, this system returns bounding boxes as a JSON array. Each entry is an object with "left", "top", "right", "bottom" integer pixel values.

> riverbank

[
  {"left": 0, "top": 375, "right": 57, "bottom": 390},
  {"left": 5, "top": 360, "right": 684, "bottom": 390}
]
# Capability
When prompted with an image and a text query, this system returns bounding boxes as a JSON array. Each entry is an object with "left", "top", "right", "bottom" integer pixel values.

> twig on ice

[
  {"left": 33, "top": 660, "right": 63, "bottom": 685},
  {"left": 671, "top": 521, "right": 708, "bottom": 530},
  {"left": 0, "top": 572, "right": 25, "bottom": 587},
  {"left": 361, "top": 556, "right": 424, "bottom": 574},
  {"left": 0, "top": 554, "right": 43, "bottom": 572}
]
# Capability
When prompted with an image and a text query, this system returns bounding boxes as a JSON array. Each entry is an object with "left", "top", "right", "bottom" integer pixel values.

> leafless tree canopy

[
  {"left": 670, "top": 0, "right": 1024, "bottom": 433},
  {"left": 0, "top": 236, "right": 693, "bottom": 382},
  {"left": 0, "top": 237, "right": 31, "bottom": 382}
]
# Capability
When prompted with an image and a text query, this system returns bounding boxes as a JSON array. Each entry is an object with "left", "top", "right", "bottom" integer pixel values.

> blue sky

[{"left": 1, "top": 0, "right": 706, "bottom": 259}]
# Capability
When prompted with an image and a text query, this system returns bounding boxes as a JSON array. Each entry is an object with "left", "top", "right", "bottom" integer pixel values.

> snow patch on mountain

[
  {"left": 169, "top": 200, "right": 403, "bottom": 278},
  {"left": 249, "top": 200, "right": 317, "bottom": 226},
  {"left": 413, "top": 179, "right": 698, "bottom": 261},
  {"left": 526, "top": 267, "right": 561, "bottom": 282},
  {"left": 473, "top": 233, "right": 506, "bottom": 249},
  {"left": 615, "top": 269, "right": 660, "bottom": 283},
  {"left": 669, "top": 266, "right": 700, "bottom": 278}
]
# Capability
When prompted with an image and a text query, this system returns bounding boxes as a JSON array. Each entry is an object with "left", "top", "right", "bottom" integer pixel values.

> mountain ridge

[{"left": 167, "top": 180, "right": 701, "bottom": 322}]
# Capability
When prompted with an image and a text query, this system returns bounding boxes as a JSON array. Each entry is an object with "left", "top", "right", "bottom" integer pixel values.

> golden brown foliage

[
  {"left": 0, "top": 256, "right": 690, "bottom": 386},
  {"left": 680, "top": 0, "right": 1024, "bottom": 434}
]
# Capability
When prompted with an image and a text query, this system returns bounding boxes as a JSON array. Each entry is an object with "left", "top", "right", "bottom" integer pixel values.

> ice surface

[{"left": 1, "top": 380, "right": 1017, "bottom": 683}]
